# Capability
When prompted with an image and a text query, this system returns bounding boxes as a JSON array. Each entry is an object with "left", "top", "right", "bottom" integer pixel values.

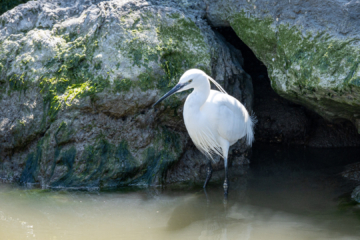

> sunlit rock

[
  {"left": 0, "top": 0, "right": 252, "bottom": 188},
  {"left": 207, "top": 0, "right": 360, "bottom": 132}
]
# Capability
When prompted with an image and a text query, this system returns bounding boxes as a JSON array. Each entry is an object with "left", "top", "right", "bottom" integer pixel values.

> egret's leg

[
  {"left": 203, "top": 160, "right": 212, "bottom": 189},
  {"left": 219, "top": 139, "right": 230, "bottom": 198},
  {"left": 223, "top": 157, "right": 229, "bottom": 198}
]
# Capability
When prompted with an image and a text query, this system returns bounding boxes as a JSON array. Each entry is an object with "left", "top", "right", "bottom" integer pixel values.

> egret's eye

[{"left": 189, "top": 79, "right": 193, "bottom": 83}]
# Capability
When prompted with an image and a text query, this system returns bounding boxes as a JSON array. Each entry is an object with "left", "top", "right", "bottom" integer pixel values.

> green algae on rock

[
  {"left": 0, "top": 2, "right": 211, "bottom": 122},
  {"left": 0, "top": 0, "right": 251, "bottom": 188},
  {"left": 230, "top": 12, "right": 360, "bottom": 131},
  {"left": 205, "top": 0, "right": 360, "bottom": 132}
]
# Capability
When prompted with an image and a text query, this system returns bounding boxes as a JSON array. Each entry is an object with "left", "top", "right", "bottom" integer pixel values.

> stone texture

[
  {"left": 0, "top": 0, "right": 252, "bottom": 188},
  {"left": 3, "top": 0, "right": 360, "bottom": 190},
  {"left": 206, "top": 0, "right": 360, "bottom": 132},
  {"left": 342, "top": 162, "right": 360, "bottom": 203},
  {"left": 342, "top": 162, "right": 360, "bottom": 182},
  {"left": 217, "top": 26, "right": 360, "bottom": 147},
  {"left": 351, "top": 185, "right": 360, "bottom": 203}
]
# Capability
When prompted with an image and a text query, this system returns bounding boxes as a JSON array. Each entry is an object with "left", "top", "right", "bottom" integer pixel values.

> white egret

[{"left": 153, "top": 69, "right": 255, "bottom": 196}]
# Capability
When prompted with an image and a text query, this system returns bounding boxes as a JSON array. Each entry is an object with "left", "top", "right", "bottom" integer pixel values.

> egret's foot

[{"left": 203, "top": 162, "right": 213, "bottom": 189}]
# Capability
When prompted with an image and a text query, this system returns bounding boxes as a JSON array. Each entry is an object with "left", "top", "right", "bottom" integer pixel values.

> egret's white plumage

[
  {"left": 153, "top": 68, "right": 255, "bottom": 194},
  {"left": 176, "top": 69, "right": 255, "bottom": 160}
]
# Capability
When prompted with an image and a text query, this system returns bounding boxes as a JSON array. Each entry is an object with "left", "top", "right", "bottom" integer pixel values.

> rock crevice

[
  {"left": 0, "top": 0, "right": 252, "bottom": 188},
  {"left": 1, "top": 0, "right": 360, "bottom": 189}
]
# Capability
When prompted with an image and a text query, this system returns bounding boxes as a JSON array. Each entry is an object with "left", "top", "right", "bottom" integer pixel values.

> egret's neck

[{"left": 184, "top": 78, "right": 210, "bottom": 112}]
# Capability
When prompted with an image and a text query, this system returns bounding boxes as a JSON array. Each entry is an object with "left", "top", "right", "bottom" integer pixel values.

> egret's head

[
  {"left": 152, "top": 69, "right": 207, "bottom": 107},
  {"left": 176, "top": 69, "right": 206, "bottom": 92}
]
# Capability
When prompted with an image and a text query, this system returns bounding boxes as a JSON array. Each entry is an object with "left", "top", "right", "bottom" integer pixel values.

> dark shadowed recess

[
  {"left": 214, "top": 27, "right": 360, "bottom": 148},
  {"left": 0, "top": 0, "right": 30, "bottom": 15}
]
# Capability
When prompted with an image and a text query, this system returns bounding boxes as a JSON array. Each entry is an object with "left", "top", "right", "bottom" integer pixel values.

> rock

[
  {"left": 342, "top": 162, "right": 360, "bottom": 203},
  {"left": 206, "top": 0, "right": 360, "bottom": 133},
  {"left": 166, "top": 144, "right": 249, "bottom": 185},
  {"left": 351, "top": 185, "right": 360, "bottom": 203},
  {"left": 342, "top": 162, "right": 360, "bottom": 182},
  {"left": 217, "top": 26, "right": 360, "bottom": 147},
  {"left": 0, "top": 0, "right": 252, "bottom": 188}
]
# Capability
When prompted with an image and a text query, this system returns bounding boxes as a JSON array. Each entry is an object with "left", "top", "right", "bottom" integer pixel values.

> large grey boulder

[
  {"left": 0, "top": 0, "right": 252, "bottom": 188},
  {"left": 206, "top": 0, "right": 360, "bottom": 132}
]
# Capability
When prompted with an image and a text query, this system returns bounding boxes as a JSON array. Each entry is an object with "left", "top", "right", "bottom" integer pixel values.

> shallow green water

[{"left": 1, "top": 144, "right": 360, "bottom": 240}]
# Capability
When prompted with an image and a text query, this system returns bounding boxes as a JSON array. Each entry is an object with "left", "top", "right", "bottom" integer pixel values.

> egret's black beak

[{"left": 152, "top": 82, "right": 187, "bottom": 107}]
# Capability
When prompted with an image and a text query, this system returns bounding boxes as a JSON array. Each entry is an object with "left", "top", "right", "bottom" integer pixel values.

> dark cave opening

[{"left": 215, "top": 27, "right": 360, "bottom": 148}]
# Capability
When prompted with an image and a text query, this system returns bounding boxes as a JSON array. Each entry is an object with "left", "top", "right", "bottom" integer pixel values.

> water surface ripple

[{"left": 1, "top": 144, "right": 360, "bottom": 240}]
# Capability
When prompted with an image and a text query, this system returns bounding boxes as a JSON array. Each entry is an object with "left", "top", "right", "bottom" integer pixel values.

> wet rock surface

[
  {"left": 208, "top": 0, "right": 360, "bottom": 202},
  {"left": 342, "top": 163, "right": 360, "bottom": 182},
  {"left": 351, "top": 186, "right": 360, "bottom": 203},
  {"left": 217, "top": 27, "right": 360, "bottom": 147},
  {"left": 207, "top": 0, "right": 360, "bottom": 132},
  {"left": 1, "top": 0, "right": 360, "bottom": 190},
  {"left": 165, "top": 143, "right": 250, "bottom": 186},
  {"left": 0, "top": 0, "right": 252, "bottom": 188},
  {"left": 342, "top": 162, "right": 360, "bottom": 203}
]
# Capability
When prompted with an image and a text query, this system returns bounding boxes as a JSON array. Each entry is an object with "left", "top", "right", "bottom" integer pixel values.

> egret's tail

[{"left": 246, "top": 112, "right": 257, "bottom": 146}]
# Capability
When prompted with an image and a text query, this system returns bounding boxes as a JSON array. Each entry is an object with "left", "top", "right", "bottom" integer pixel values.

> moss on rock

[
  {"left": 0, "top": 6, "right": 212, "bottom": 123},
  {"left": 0, "top": 1, "right": 217, "bottom": 188},
  {"left": 230, "top": 12, "right": 360, "bottom": 130},
  {"left": 42, "top": 125, "right": 185, "bottom": 188}
]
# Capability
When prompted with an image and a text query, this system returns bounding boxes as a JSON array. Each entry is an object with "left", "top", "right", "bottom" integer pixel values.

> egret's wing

[
  {"left": 204, "top": 91, "right": 247, "bottom": 144},
  {"left": 218, "top": 104, "right": 247, "bottom": 144}
]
